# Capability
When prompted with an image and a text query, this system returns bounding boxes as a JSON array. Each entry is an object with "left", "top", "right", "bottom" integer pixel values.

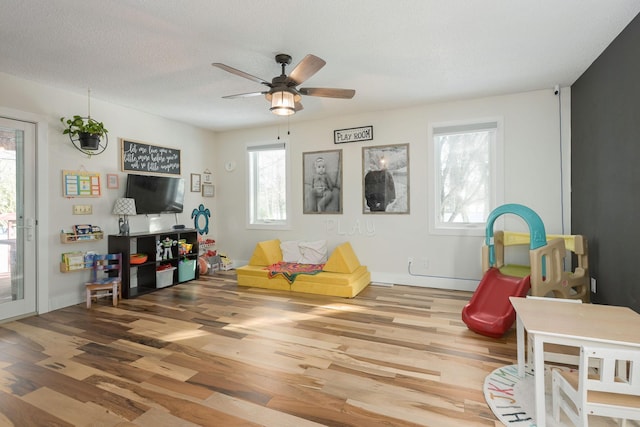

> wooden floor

[{"left": 0, "top": 273, "right": 515, "bottom": 426}]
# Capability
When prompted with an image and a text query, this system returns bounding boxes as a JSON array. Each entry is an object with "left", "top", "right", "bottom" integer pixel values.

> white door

[{"left": 0, "top": 117, "right": 37, "bottom": 320}]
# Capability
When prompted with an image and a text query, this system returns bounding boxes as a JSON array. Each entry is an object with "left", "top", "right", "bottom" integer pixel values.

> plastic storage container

[
  {"left": 179, "top": 259, "right": 196, "bottom": 282},
  {"left": 156, "top": 266, "right": 176, "bottom": 288}
]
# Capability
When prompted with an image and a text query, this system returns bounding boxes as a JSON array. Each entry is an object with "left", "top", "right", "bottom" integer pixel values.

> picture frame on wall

[
  {"left": 202, "top": 184, "right": 215, "bottom": 197},
  {"left": 106, "top": 174, "right": 119, "bottom": 189},
  {"left": 362, "top": 144, "right": 410, "bottom": 214},
  {"left": 190, "top": 173, "right": 201, "bottom": 192},
  {"left": 303, "top": 149, "right": 342, "bottom": 214},
  {"left": 202, "top": 170, "right": 212, "bottom": 184}
]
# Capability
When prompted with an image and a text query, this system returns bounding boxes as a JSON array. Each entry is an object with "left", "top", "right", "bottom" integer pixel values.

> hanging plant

[
  {"left": 60, "top": 115, "right": 109, "bottom": 152},
  {"left": 61, "top": 89, "right": 109, "bottom": 155}
]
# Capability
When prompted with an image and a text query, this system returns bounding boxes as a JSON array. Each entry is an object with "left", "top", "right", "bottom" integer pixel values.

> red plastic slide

[{"left": 462, "top": 267, "right": 531, "bottom": 338}]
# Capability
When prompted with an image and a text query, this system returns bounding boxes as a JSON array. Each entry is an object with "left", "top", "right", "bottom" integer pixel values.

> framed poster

[
  {"left": 190, "top": 173, "right": 201, "bottom": 192},
  {"left": 362, "top": 144, "right": 409, "bottom": 214},
  {"left": 303, "top": 149, "right": 342, "bottom": 214}
]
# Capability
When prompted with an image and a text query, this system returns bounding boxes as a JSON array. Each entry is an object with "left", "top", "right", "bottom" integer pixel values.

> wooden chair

[
  {"left": 85, "top": 253, "right": 122, "bottom": 308},
  {"left": 552, "top": 345, "right": 640, "bottom": 426}
]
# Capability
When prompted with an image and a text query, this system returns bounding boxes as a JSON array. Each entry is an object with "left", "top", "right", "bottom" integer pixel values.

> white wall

[
  {"left": 0, "top": 70, "right": 571, "bottom": 311},
  {"left": 214, "top": 88, "right": 571, "bottom": 291},
  {"left": 0, "top": 72, "right": 217, "bottom": 311}
]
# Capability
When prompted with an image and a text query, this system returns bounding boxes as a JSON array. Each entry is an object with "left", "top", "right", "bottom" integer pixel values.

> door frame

[{"left": 0, "top": 106, "right": 49, "bottom": 317}]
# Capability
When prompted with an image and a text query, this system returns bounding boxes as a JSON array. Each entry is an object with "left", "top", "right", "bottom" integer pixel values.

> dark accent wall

[{"left": 572, "top": 12, "right": 640, "bottom": 311}]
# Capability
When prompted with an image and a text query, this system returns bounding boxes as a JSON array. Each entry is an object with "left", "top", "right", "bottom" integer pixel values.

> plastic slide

[{"left": 462, "top": 267, "right": 531, "bottom": 338}]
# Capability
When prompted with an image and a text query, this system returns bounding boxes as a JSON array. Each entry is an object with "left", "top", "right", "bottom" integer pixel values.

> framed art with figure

[
  {"left": 362, "top": 144, "right": 409, "bottom": 214},
  {"left": 303, "top": 149, "right": 342, "bottom": 214}
]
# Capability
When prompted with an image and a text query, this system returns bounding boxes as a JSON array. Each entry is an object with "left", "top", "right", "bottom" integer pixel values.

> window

[
  {"left": 247, "top": 142, "right": 290, "bottom": 229},
  {"left": 429, "top": 120, "right": 503, "bottom": 235}
]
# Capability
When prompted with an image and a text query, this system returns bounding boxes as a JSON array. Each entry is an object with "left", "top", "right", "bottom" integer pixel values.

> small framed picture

[
  {"left": 202, "top": 184, "right": 215, "bottom": 197},
  {"left": 202, "top": 170, "right": 212, "bottom": 184},
  {"left": 190, "top": 173, "right": 201, "bottom": 192},
  {"left": 106, "top": 174, "right": 119, "bottom": 189}
]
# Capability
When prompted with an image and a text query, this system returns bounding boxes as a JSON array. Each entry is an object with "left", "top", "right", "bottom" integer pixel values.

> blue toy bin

[{"left": 178, "top": 259, "right": 196, "bottom": 282}]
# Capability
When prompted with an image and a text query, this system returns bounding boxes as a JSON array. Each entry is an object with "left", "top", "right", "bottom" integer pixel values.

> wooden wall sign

[
  {"left": 120, "top": 138, "right": 181, "bottom": 175},
  {"left": 334, "top": 126, "right": 373, "bottom": 144}
]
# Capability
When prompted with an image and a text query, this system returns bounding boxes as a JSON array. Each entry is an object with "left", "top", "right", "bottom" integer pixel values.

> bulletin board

[{"left": 62, "top": 170, "right": 101, "bottom": 197}]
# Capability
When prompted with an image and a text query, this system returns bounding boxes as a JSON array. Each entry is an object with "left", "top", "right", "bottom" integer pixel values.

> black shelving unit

[{"left": 108, "top": 229, "right": 199, "bottom": 298}]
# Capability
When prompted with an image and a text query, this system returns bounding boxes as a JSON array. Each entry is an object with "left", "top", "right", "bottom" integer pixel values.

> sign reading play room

[{"left": 334, "top": 126, "right": 373, "bottom": 144}]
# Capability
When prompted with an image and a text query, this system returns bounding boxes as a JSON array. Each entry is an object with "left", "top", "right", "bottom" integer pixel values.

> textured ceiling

[{"left": 1, "top": 1, "right": 639, "bottom": 131}]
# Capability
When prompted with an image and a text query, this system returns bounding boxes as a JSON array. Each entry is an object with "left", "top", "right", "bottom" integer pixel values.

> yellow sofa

[{"left": 236, "top": 239, "right": 371, "bottom": 298}]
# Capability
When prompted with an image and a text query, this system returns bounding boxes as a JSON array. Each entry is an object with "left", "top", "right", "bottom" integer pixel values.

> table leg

[
  {"left": 533, "top": 334, "right": 546, "bottom": 427},
  {"left": 516, "top": 313, "right": 525, "bottom": 377}
]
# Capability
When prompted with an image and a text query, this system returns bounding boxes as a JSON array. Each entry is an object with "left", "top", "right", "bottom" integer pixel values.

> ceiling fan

[{"left": 212, "top": 53, "right": 355, "bottom": 116}]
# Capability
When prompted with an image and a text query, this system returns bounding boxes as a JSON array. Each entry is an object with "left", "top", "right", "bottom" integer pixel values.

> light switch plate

[{"left": 73, "top": 204, "right": 92, "bottom": 215}]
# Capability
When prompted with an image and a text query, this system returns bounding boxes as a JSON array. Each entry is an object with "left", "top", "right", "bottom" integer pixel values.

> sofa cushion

[
  {"left": 298, "top": 240, "right": 328, "bottom": 264},
  {"left": 323, "top": 242, "right": 361, "bottom": 274},
  {"left": 280, "top": 240, "right": 302, "bottom": 263},
  {"left": 248, "top": 239, "right": 282, "bottom": 266}
]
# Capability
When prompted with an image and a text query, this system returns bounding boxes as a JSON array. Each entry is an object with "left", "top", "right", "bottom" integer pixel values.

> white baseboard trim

[
  {"left": 49, "top": 293, "right": 84, "bottom": 311},
  {"left": 370, "top": 271, "right": 480, "bottom": 292}
]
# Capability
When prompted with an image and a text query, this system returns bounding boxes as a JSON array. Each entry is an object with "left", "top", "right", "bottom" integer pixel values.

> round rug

[{"left": 484, "top": 364, "right": 566, "bottom": 427}]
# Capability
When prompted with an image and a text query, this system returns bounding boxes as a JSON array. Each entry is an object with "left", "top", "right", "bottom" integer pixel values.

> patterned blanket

[{"left": 266, "top": 261, "right": 325, "bottom": 284}]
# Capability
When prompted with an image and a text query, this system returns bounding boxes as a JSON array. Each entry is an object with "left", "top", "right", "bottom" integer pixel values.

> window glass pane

[
  {"left": 436, "top": 129, "right": 492, "bottom": 224},
  {"left": 249, "top": 145, "right": 287, "bottom": 224},
  {"left": 430, "top": 119, "right": 501, "bottom": 236}
]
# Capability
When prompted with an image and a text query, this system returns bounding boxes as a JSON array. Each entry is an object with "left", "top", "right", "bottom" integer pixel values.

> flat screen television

[{"left": 125, "top": 174, "right": 185, "bottom": 214}]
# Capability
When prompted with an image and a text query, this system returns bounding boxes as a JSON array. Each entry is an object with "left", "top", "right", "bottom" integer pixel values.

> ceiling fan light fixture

[{"left": 270, "top": 90, "right": 296, "bottom": 116}]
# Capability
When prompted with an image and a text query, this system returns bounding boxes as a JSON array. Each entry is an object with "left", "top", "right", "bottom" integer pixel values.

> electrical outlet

[
  {"left": 591, "top": 277, "right": 596, "bottom": 293},
  {"left": 408, "top": 257, "right": 414, "bottom": 264},
  {"left": 73, "top": 204, "right": 92, "bottom": 215}
]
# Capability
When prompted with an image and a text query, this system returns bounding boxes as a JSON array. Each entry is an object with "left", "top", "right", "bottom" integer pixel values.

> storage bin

[
  {"left": 179, "top": 259, "right": 196, "bottom": 282},
  {"left": 156, "top": 266, "right": 176, "bottom": 288},
  {"left": 220, "top": 261, "right": 234, "bottom": 271}
]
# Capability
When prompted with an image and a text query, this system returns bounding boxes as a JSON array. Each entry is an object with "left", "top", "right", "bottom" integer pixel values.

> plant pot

[{"left": 78, "top": 132, "right": 101, "bottom": 150}]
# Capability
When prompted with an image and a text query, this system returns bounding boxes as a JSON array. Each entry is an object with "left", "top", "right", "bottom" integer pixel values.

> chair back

[
  {"left": 90, "top": 253, "right": 122, "bottom": 282},
  {"left": 581, "top": 345, "right": 640, "bottom": 396}
]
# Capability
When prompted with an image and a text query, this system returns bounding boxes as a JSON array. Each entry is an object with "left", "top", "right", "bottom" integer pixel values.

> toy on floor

[{"left": 462, "top": 203, "right": 590, "bottom": 338}]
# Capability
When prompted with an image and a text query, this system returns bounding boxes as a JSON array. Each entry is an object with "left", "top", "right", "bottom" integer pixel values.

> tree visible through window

[
  {"left": 248, "top": 143, "right": 288, "bottom": 226},
  {"left": 432, "top": 121, "right": 501, "bottom": 233}
]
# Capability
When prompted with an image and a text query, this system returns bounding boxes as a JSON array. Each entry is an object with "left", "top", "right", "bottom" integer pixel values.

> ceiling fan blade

[
  {"left": 299, "top": 87, "right": 355, "bottom": 99},
  {"left": 211, "top": 63, "right": 270, "bottom": 86},
  {"left": 288, "top": 54, "right": 326, "bottom": 86},
  {"left": 222, "top": 91, "right": 268, "bottom": 99},
  {"left": 295, "top": 101, "right": 304, "bottom": 112}
]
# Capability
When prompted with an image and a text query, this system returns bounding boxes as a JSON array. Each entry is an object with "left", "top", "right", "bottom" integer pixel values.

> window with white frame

[
  {"left": 247, "top": 142, "right": 290, "bottom": 228},
  {"left": 429, "top": 120, "right": 503, "bottom": 235}
]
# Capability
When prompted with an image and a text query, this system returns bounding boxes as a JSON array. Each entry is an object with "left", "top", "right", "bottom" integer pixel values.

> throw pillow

[
  {"left": 280, "top": 240, "right": 302, "bottom": 263},
  {"left": 298, "top": 240, "right": 328, "bottom": 264}
]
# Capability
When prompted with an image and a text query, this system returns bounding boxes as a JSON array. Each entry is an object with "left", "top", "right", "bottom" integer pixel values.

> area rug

[
  {"left": 484, "top": 364, "right": 550, "bottom": 426},
  {"left": 484, "top": 364, "right": 628, "bottom": 427}
]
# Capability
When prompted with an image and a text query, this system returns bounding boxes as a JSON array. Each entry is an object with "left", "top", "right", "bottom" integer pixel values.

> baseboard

[{"left": 370, "top": 271, "right": 479, "bottom": 292}]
